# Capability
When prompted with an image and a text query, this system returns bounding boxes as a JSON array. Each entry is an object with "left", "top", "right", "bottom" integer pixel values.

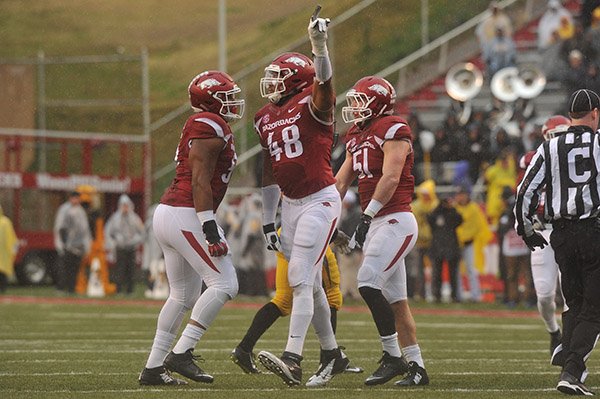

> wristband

[
  {"left": 364, "top": 199, "right": 383, "bottom": 218},
  {"left": 197, "top": 210, "right": 215, "bottom": 225}
]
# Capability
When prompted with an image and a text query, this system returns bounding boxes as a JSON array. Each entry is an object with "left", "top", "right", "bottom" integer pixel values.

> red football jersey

[
  {"left": 345, "top": 115, "right": 414, "bottom": 216},
  {"left": 254, "top": 87, "right": 336, "bottom": 199},
  {"left": 161, "top": 112, "right": 237, "bottom": 211}
]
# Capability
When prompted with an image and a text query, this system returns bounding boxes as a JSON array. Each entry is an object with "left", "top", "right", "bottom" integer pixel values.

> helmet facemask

[
  {"left": 215, "top": 85, "right": 245, "bottom": 121},
  {"left": 342, "top": 91, "right": 374, "bottom": 124},
  {"left": 260, "top": 65, "right": 294, "bottom": 103}
]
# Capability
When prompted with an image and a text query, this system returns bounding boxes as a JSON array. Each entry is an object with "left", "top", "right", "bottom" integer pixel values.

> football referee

[{"left": 515, "top": 88, "right": 600, "bottom": 396}]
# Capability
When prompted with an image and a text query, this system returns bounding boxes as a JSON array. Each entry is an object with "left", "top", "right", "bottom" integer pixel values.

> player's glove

[
  {"left": 353, "top": 214, "right": 372, "bottom": 249},
  {"left": 330, "top": 228, "right": 352, "bottom": 255},
  {"left": 202, "top": 220, "right": 228, "bottom": 257},
  {"left": 522, "top": 231, "right": 548, "bottom": 251},
  {"left": 308, "top": 17, "right": 330, "bottom": 57},
  {"left": 263, "top": 223, "right": 283, "bottom": 252}
]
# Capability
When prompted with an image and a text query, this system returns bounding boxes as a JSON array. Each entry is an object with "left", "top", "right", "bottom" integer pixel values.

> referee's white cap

[{"left": 569, "top": 89, "right": 600, "bottom": 113}]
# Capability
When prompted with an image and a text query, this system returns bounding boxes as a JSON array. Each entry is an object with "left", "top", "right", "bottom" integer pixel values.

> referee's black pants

[{"left": 551, "top": 218, "right": 600, "bottom": 380}]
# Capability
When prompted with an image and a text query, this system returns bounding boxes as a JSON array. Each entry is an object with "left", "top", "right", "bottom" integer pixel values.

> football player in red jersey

[
  {"left": 139, "top": 71, "right": 244, "bottom": 386},
  {"left": 517, "top": 115, "right": 569, "bottom": 365},
  {"left": 336, "top": 76, "right": 429, "bottom": 387},
  {"left": 254, "top": 9, "right": 349, "bottom": 387}
]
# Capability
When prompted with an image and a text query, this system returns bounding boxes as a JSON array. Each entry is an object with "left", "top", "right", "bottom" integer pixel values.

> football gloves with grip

[{"left": 202, "top": 220, "right": 228, "bottom": 257}]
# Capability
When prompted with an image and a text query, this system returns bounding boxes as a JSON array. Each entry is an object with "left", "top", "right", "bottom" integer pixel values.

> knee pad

[
  {"left": 211, "top": 276, "right": 238, "bottom": 300},
  {"left": 291, "top": 284, "right": 314, "bottom": 317}
]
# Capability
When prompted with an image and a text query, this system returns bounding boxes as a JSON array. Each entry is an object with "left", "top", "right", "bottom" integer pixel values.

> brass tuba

[{"left": 445, "top": 62, "right": 484, "bottom": 126}]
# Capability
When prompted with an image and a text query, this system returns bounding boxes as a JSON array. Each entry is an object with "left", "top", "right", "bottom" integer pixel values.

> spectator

[
  {"left": 55, "top": 191, "right": 92, "bottom": 293},
  {"left": 557, "top": 15, "right": 575, "bottom": 41},
  {"left": 53, "top": 191, "right": 81, "bottom": 290},
  {"left": 406, "top": 180, "right": 439, "bottom": 301},
  {"left": 430, "top": 128, "right": 456, "bottom": 163},
  {"left": 458, "top": 122, "right": 491, "bottom": 183},
  {"left": 585, "top": 63, "right": 600, "bottom": 94},
  {"left": 0, "top": 204, "right": 18, "bottom": 293},
  {"left": 105, "top": 194, "right": 144, "bottom": 295},
  {"left": 476, "top": 1, "right": 513, "bottom": 48},
  {"left": 427, "top": 195, "right": 463, "bottom": 303},
  {"left": 560, "top": 21, "right": 597, "bottom": 63},
  {"left": 561, "top": 50, "right": 589, "bottom": 108},
  {"left": 454, "top": 186, "right": 493, "bottom": 302},
  {"left": 580, "top": 0, "right": 600, "bottom": 31},
  {"left": 538, "top": 0, "right": 573, "bottom": 50},
  {"left": 483, "top": 28, "right": 517, "bottom": 79},
  {"left": 497, "top": 188, "right": 533, "bottom": 308},
  {"left": 484, "top": 149, "right": 517, "bottom": 227}
]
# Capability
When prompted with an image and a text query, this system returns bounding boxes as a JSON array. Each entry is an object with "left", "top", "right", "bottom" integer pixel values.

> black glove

[
  {"left": 353, "top": 214, "right": 372, "bottom": 249},
  {"left": 523, "top": 231, "right": 548, "bottom": 251},
  {"left": 202, "top": 220, "right": 228, "bottom": 257},
  {"left": 262, "top": 223, "right": 282, "bottom": 252}
]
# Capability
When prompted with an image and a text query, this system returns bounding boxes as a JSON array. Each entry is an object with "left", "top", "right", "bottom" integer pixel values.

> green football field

[{"left": 0, "top": 289, "right": 595, "bottom": 399}]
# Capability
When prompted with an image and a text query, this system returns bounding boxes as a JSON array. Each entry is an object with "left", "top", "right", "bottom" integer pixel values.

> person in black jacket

[{"left": 427, "top": 195, "right": 463, "bottom": 303}]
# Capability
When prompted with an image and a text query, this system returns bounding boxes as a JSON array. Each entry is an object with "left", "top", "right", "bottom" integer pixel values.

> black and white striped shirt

[{"left": 515, "top": 126, "right": 600, "bottom": 237}]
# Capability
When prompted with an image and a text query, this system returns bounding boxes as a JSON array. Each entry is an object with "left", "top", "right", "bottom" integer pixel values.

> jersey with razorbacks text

[
  {"left": 161, "top": 112, "right": 237, "bottom": 211},
  {"left": 254, "top": 87, "right": 335, "bottom": 199},
  {"left": 345, "top": 115, "right": 414, "bottom": 216}
]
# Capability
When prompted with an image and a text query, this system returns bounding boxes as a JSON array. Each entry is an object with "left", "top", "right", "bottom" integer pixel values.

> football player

[
  {"left": 517, "top": 115, "right": 569, "bottom": 362},
  {"left": 139, "top": 71, "right": 244, "bottom": 385},
  {"left": 335, "top": 76, "right": 429, "bottom": 386},
  {"left": 253, "top": 8, "right": 348, "bottom": 387},
  {"left": 231, "top": 229, "right": 362, "bottom": 379}
]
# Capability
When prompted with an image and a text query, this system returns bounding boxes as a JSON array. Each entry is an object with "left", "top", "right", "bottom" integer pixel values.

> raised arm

[{"left": 308, "top": 8, "right": 334, "bottom": 123}]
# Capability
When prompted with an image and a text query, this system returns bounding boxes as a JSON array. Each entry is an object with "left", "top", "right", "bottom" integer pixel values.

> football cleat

[
  {"left": 231, "top": 346, "right": 261, "bottom": 374},
  {"left": 557, "top": 370, "right": 594, "bottom": 396},
  {"left": 138, "top": 366, "right": 187, "bottom": 386},
  {"left": 258, "top": 350, "right": 302, "bottom": 386},
  {"left": 164, "top": 349, "right": 214, "bottom": 383},
  {"left": 395, "top": 361, "right": 430, "bottom": 386},
  {"left": 306, "top": 347, "right": 350, "bottom": 387},
  {"left": 364, "top": 351, "right": 408, "bottom": 386}
]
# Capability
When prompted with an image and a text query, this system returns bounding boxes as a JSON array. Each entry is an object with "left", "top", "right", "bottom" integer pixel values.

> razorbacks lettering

[{"left": 255, "top": 87, "right": 335, "bottom": 199}]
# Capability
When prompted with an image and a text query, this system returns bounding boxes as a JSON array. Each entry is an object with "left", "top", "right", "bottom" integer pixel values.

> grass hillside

[{"left": 0, "top": 0, "right": 490, "bottom": 198}]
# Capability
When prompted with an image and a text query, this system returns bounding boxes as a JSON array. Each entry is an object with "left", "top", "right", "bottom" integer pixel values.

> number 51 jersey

[
  {"left": 345, "top": 115, "right": 414, "bottom": 217},
  {"left": 254, "top": 87, "right": 336, "bottom": 199}
]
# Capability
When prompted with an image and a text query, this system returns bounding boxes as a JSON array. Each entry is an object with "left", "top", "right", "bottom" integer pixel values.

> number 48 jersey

[
  {"left": 161, "top": 111, "right": 237, "bottom": 211},
  {"left": 254, "top": 87, "right": 336, "bottom": 199},
  {"left": 345, "top": 115, "right": 414, "bottom": 217}
]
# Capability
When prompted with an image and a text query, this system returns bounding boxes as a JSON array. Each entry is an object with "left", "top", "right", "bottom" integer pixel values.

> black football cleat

[
  {"left": 395, "top": 361, "right": 430, "bottom": 386},
  {"left": 258, "top": 350, "right": 302, "bottom": 386},
  {"left": 138, "top": 366, "right": 187, "bottom": 386},
  {"left": 164, "top": 349, "right": 214, "bottom": 383},
  {"left": 557, "top": 370, "right": 594, "bottom": 396},
  {"left": 231, "top": 346, "right": 261, "bottom": 374},
  {"left": 306, "top": 347, "right": 350, "bottom": 387},
  {"left": 364, "top": 351, "right": 408, "bottom": 386}
]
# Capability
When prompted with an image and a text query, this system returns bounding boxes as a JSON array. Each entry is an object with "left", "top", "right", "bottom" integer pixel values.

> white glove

[{"left": 308, "top": 17, "right": 330, "bottom": 57}]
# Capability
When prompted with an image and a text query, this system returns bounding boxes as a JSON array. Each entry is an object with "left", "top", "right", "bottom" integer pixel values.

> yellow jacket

[
  {"left": 485, "top": 157, "right": 516, "bottom": 226},
  {"left": 411, "top": 180, "right": 439, "bottom": 249},
  {"left": 456, "top": 201, "right": 493, "bottom": 273},
  {"left": 0, "top": 206, "right": 18, "bottom": 277}
]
